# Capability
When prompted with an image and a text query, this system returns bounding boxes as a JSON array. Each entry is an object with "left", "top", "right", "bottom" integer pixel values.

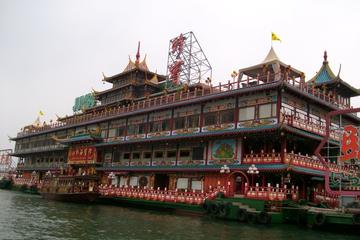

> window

[
  {"left": 176, "top": 178, "right": 189, "bottom": 189},
  {"left": 123, "top": 153, "right": 130, "bottom": 160},
  {"left": 167, "top": 151, "right": 177, "bottom": 158},
  {"left": 204, "top": 112, "right": 217, "bottom": 126},
  {"left": 113, "top": 151, "right": 120, "bottom": 162},
  {"left": 180, "top": 150, "right": 190, "bottom": 158},
  {"left": 192, "top": 147, "right": 204, "bottom": 160},
  {"left": 154, "top": 151, "right": 164, "bottom": 158},
  {"left": 272, "top": 103, "right": 277, "bottom": 117},
  {"left": 129, "top": 176, "right": 138, "bottom": 187},
  {"left": 101, "top": 129, "right": 108, "bottom": 138},
  {"left": 150, "top": 121, "right": 162, "bottom": 132},
  {"left": 108, "top": 129, "right": 116, "bottom": 138},
  {"left": 259, "top": 104, "right": 272, "bottom": 118},
  {"left": 116, "top": 127, "right": 126, "bottom": 137},
  {"left": 191, "top": 180, "right": 203, "bottom": 190},
  {"left": 128, "top": 123, "right": 146, "bottom": 135},
  {"left": 150, "top": 120, "right": 170, "bottom": 132},
  {"left": 127, "top": 125, "right": 136, "bottom": 135},
  {"left": 144, "top": 152, "right": 152, "bottom": 159},
  {"left": 138, "top": 123, "right": 146, "bottom": 134},
  {"left": 132, "top": 152, "right": 140, "bottom": 159},
  {"left": 175, "top": 117, "right": 186, "bottom": 129},
  {"left": 220, "top": 110, "right": 234, "bottom": 124},
  {"left": 188, "top": 115, "right": 200, "bottom": 128},
  {"left": 239, "top": 106, "right": 255, "bottom": 121},
  {"left": 119, "top": 176, "right": 127, "bottom": 187}
]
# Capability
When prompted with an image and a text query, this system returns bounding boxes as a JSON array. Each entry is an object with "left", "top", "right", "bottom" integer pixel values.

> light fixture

[
  {"left": 220, "top": 164, "right": 230, "bottom": 174},
  {"left": 108, "top": 172, "right": 116, "bottom": 179}
]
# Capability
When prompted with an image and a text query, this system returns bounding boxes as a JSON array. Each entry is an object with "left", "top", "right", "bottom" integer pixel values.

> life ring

[
  {"left": 237, "top": 208, "right": 248, "bottom": 222},
  {"left": 210, "top": 202, "right": 220, "bottom": 215},
  {"left": 314, "top": 212, "right": 326, "bottom": 227},
  {"left": 257, "top": 211, "right": 271, "bottom": 225},
  {"left": 217, "top": 202, "right": 231, "bottom": 217},
  {"left": 246, "top": 212, "right": 258, "bottom": 224},
  {"left": 352, "top": 214, "right": 360, "bottom": 225}
]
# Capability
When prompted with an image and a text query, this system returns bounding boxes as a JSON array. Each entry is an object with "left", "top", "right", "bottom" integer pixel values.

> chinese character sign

[
  {"left": 341, "top": 125, "right": 360, "bottom": 161},
  {"left": 72, "top": 93, "right": 96, "bottom": 112},
  {"left": 68, "top": 146, "right": 97, "bottom": 164},
  {"left": 0, "top": 149, "right": 12, "bottom": 171}
]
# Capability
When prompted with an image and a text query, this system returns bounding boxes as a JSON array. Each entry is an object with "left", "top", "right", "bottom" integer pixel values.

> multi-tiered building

[{"left": 11, "top": 41, "right": 360, "bottom": 205}]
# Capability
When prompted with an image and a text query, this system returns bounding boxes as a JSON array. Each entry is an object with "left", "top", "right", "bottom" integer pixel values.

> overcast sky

[{"left": 1, "top": 0, "right": 360, "bottom": 151}]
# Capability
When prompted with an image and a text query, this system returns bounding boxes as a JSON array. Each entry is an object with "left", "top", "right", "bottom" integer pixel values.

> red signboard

[
  {"left": 68, "top": 146, "right": 97, "bottom": 164},
  {"left": 0, "top": 149, "right": 12, "bottom": 171},
  {"left": 341, "top": 125, "right": 359, "bottom": 161}
]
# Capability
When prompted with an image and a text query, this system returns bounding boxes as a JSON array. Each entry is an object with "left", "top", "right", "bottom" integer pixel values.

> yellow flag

[
  {"left": 271, "top": 32, "right": 281, "bottom": 42},
  {"left": 38, "top": 110, "right": 44, "bottom": 116}
]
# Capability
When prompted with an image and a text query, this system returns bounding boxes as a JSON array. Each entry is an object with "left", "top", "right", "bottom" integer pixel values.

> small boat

[{"left": 40, "top": 175, "right": 99, "bottom": 203}]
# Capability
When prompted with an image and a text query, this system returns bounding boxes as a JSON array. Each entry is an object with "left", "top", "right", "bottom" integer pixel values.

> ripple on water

[{"left": 0, "top": 190, "right": 359, "bottom": 240}]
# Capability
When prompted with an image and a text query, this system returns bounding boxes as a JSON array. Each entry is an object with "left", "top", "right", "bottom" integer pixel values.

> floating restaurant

[{"left": 10, "top": 32, "right": 360, "bottom": 226}]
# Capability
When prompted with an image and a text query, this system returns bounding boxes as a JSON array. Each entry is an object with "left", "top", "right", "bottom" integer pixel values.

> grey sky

[{"left": 1, "top": 0, "right": 360, "bottom": 151}]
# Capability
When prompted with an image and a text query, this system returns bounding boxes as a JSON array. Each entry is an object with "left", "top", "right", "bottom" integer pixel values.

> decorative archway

[{"left": 225, "top": 170, "right": 250, "bottom": 196}]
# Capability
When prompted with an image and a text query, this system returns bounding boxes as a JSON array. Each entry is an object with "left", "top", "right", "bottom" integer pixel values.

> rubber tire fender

[
  {"left": 237, "top": 208, "right": 248, "bottom": 222},
  {"left": 314, "top": 212, "right": 326, "bottom": 227},
  {"left": 217, "top": 202, "right": 231, "bottom": 218},
  {"left": 352, "top": 213, "right": 360, "bottom": 225},
  {"left": 257, "top": 211, "right": 271, "bottom": 225},
  {"left": 247, "top": 212, "right": 258, "bottom": 224},
  {"left": 210, "top": 202, "right": 220, "bottom": 215}
]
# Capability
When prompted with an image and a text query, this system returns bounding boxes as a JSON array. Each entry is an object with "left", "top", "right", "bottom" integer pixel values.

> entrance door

[
  {"left": 154, "top": 174, "right": 169, "bottom": 190},
  {"left": 234, "top": 176, "right": 243, "bottom": 194}
]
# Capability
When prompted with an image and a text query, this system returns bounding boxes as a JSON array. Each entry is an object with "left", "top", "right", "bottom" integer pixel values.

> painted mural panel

[
  {"left": 237, "top": 118, "right": 278, "bottom": 128},
  {"left": 202, "top": 123, "right": 235, "bottom": 132},
  {"left": 238, "top": 91, "right": 277, "bottom": 107},
  {"left": 282, "top": 93, "right": 306, "bottom": 111},
  {"left": 203, "top": 98, "right": 235, "bottom": 113},
  {"left": 208, "top": 139, "right": 241, "bottom": 165}
]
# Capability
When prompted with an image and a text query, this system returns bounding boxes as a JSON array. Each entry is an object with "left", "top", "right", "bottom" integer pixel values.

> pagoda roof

[
  {"left": 102, "top": 42, "right": 166, "bottom": 83},
  {"left": 53, "top": 132, "right": 102, "bottom": 145},
  {"left": 307, "top": 51, "right": 360, "bottom": 97},
  {"left": 239, "top": 47, "right": 304, "bottom": 79}
]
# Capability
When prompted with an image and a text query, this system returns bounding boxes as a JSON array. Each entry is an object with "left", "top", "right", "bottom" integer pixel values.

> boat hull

[{"left": 40, "top": 192, "right": 99, "bottom": 203}]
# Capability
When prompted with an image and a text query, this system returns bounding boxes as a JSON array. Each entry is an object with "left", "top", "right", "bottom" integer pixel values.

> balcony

[
  {"left": 245, "top": 183, "right": 299, "bottom": 201},
  {"left": 14, "top": 144, "right": 66, "bottom": 155},
  {"left": 241, "top": 151, "right": 355, "bottom": 176},
  {"left": 280, "top": 110, "right": 342, "bottom": 141},
  {"left": 17, "top": 162, "right": 67, "bottom": 171},
  {"left": 15, "top": 72, "right": 351, "bottom": 138},
  {"left": 99, "top": 185, "right": 220, "bottom": 205},
  {"left": 242, "top": 151, "right": 282, "bottom": 164}
]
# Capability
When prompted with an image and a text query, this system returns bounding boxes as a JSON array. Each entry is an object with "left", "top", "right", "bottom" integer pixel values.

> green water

[{"left": 0, "top": 190, "right": 358, "bottom": 240}]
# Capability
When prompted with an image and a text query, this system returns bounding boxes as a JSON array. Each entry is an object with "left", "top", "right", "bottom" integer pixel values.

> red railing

[
  {"left": 280, "top": 109, "right": 342, "bottom": 141},
  {"left": 244, "top": 183, "right": 299, "bottom": 201},
  {"left": 13, "top": 178, "right": 37, "bottom": 186},
  {"left": 242, "top": 150, "right": 355, "bottom": 176},
  {"left": 98, "top": 185, "right": 221, "bottom": 205},
  {"left": 243, "top": 151, "right": 282, "bottom": 164},
  {"left": 16, "top": 73, "right": 351, "bottom": 137},
  {"left": 285, "top": 152, "right": 356, "bottom": 176},
  {"left": 313, "top": 189, "right": 339, "bottom": 208}
]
